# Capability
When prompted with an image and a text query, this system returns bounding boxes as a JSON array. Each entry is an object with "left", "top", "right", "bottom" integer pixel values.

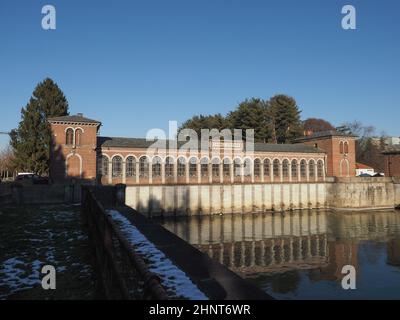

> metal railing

[{"left": 81, "top": 186, "right": 169, "bottom": 300}]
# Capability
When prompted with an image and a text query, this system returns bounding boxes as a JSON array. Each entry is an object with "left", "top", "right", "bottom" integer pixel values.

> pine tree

[
  {"left": 268, "top": 95, "right": 302, "bottom": 144},
  {"left": 10, "top": 78, "right": 69, "bottom": 174},
  {"left": 226, "top": 98, "right": 272, "bottom": 142}
]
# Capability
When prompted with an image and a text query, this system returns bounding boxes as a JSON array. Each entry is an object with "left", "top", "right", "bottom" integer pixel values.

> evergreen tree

[
  {"left": 268, "top": 95, "right": 302, "bottom": 143},
  {"left": 226, "top": 98, "right": 272, "bottom": 142},
  {"left": 10, "top": 78, "right": 69, "bottom": 174},
  {"left": 179, "top": 113, "right": 228, "bottom": 136}
]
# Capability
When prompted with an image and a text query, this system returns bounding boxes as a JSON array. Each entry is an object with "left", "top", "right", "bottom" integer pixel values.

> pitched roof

[
  {"left": 48, "top": 114, "right": 101, "bottom": 124},
  {"left": 294, "top": 130, "right": 358, "bottom": 142},
  {"left": 98, "top": 136, "right": 324, "bottom": 153}
]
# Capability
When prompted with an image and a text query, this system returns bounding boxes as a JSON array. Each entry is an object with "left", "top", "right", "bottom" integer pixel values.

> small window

[
  {"left": 66, "top": 129, "right": 74, "bottom": 146},
  {"left": 75, "top": 129, "right": 83, "bottom": 146}
]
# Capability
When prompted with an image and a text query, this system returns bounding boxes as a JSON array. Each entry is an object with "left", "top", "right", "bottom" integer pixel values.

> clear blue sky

[{"left": 1, "top": 0, "right": 399, "bottom": 150}]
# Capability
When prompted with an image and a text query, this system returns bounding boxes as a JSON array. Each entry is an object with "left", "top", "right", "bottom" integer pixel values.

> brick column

[
  {"left": 186, "top": 161, "right": 190, "bottom": 184},
  {"left": 122, "top": 160, "right": 126, "bottom": 184},
  {"left": 197, "top": 162, "right": 201, "bottom": 184},
  {"left": 135, "top": 161, "right": 139, "bottom": 184},
  {"left": 270, "top": 162, "right": 274, "bottom": 183},
  {"left": 174, "top": 160, "right": 178, "bottom": 184},
  {"left": 297, "top": 162, "right": 301, "bottom": 182},
  {"left": 314, "top": 163, "right": 318, "bottom": 182},
  {"left": 161, "top": 161, "right": 165, "bottom": 184},
  {"left": 108, "top": 161, "right": 112, "bottom": 185},
  {"left": 260, "top": 162, "right": 264, "bottom": 183}
]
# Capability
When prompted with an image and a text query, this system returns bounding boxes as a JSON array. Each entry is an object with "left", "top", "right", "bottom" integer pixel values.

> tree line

[{"left": 180, "top": 95, "right": 336, "bottom": 144}]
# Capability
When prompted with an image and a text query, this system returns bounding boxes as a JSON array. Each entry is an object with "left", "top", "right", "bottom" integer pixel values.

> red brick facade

[
  {"left": 295, "top": 131, "right": 357, "bottom": 177},
  {"left": 49, "top": 115, "right": 100, "bottom": 183},
  {"left": 48, "top": 116, "right": 357, "bottom": 184},
  {"left": 383, "top": 151, "right": 400, "bottom": 177}
]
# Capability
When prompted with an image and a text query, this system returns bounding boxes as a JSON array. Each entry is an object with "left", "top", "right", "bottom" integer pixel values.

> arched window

[
  {"left": 309, "top": 160, "right": 315, "bottom": 179},
  {"left": 317, "top": 160, "right": 324, "bottom": 178},
  {"left": 344, "top": 141, "right": 349, "bottom": 154},
  {"left": 234, "top": 158, "right": 242, "bottom": 177},
  {"left": 244, "top": 158, "right": 252, "bottom": 177},
  {"left": 339, "top": 141, "right": 344, "bottom": 154},
  {"left": 263, "top": 159, "right": 271, "bottom": 178},
  {"left": 254, "top": 159, "right": 261, "bottom": 177},
  {"left": 282, "top": 159, "right": 289, "bottom": 179},
  {"left": 177, "top": 157, "right": 186, "bottom": 177},
  {"left": 212, "top": 158, "right": 220, "bottom": 177},
  {"left": 189, "top": 157, "right": 197, "bottom": 177},
  {"left": 223, "top": 158, "right": 231, "bottom": 177},
  {"left": 75, "top": 129, "right": 83, "bottom": 146},
  {"left": 291, "top": 160, "right": 298, "bottom": 180},
  {"left": 165, "top": 157, "right": 174, "bottom": 177},
  {"left": 200, "top": 158, "right": 209, "bottom": 177},
  {"left": 340, "top": 159, "right": 350, "bottom": 177},
  {"left": 101, "top": 156, "right": 109, "bottom": 176},
  {"left": 112, "top": 156, "right": 122, "bottom": 178},
  {"left": 126, "top": 156, "right": 136, "bottom": 177},
  {"left": 139, "top": 156, "right": 149, "bottom": 178},
  {"left": 66, "top": 128, "right": 74, "bottom": 146},
  {"left": 300, "top": 160, "right": 307, "bottom": 179},
  {"left": 152, "top": 157, "right": 162, "bottom": 177},
  {"left": 273, "top": 159, "right": 280, "bottom": 178}
]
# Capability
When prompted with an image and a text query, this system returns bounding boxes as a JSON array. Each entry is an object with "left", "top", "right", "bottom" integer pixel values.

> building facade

[
  {"left": 383, "top": 146, "right": 400, "bottom": 177},
  {"left": 295, "top": 131, "right": 357, "bottom": 177},
  {"left": 48, "top": 114, "right": 357, "bottom": 185}
]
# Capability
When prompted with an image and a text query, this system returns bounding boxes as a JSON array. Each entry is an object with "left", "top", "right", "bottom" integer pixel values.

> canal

[{"left": 156, "top": 210, "right": 400, "bottom": 299}]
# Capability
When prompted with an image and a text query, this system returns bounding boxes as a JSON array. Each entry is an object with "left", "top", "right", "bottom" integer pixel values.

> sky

[{"left": 1, "top": 0, "right": 399, "bottom": 150}]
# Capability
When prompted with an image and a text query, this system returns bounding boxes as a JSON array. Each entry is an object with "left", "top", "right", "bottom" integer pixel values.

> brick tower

[
  {"left": 295, "top": 131, "right": 357, "bottom": 177},
  {"left": 48, "top": 114, "right": 101, "bottom": 183}
]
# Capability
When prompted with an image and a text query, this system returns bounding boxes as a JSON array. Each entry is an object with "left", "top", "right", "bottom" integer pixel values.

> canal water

[{"left": 156, "top": 210, "right": 400, "bottom": 299}]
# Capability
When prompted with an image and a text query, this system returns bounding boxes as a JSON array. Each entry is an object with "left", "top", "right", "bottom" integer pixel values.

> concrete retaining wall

[
  {"left": 126, "top": 183, "right": 328, "bottom": 216},
  {"left": 0, "top": 183, "right": 12, "bottom": 205},
  {"left": 1, "top": 183, "right": 82, "bottom": 205},
  {"left": 326, "top": 177, "right": 396, "bottom": 211},
  {"left": 126, "top": 178, "right": 400, "bottom": 216}
]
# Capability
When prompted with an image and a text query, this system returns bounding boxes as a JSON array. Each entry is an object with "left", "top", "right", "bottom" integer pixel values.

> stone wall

[
  {"left": 326, "top": 177, "right": 396, "bottom": 211},
  {"left": 126, "top": 178, "right": 400, "bottom": 216}
]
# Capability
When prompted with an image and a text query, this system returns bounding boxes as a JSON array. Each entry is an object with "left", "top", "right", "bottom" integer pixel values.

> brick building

[
  {"left": 48, "top": 114, "right": 357, "bottom": 185},
  {"left": 382, "top": 146, "right": 400, "bottom": 177},
  {"left": 295, "top": 131, "right": 357, "bottom": 177}
]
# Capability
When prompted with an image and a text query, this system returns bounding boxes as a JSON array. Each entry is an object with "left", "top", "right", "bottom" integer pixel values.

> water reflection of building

[
  {"left": 164, "top": 211, "right": 330, "bottom": 275},
  {"left": 387, "top": 239, "right": 400, "bottom": 266},
  {"left": 161, "top": 210, "right": 400, "bottom": 278}
]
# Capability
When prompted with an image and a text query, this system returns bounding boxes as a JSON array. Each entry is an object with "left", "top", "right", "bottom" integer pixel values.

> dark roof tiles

[
  {"left": 98, "top": 136, "right": 323, "bottom": 153},
  {"left": 48, "top": 115, "right": 101, "bottom": 124}
]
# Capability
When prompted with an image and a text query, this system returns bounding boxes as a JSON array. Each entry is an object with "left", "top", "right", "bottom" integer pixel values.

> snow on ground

[
  {"left": 0, "top": 258, "right": 42, "bottom": 297},
  {"left": 107, "top": 210, "right": 208, "bottom": 300}
]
